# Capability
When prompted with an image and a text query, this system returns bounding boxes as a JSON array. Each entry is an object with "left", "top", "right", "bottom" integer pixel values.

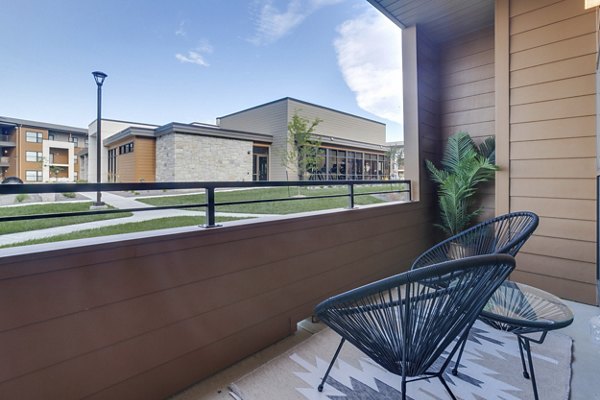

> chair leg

[
  {"left": 438, "top": 374, "right": 458, "bottom": 400},
  {"left": 451, "top": 329, "right": 469, "bottom": 376},
  {"left": 522, "top": 338, "right": 540, "bottom": 400},
  {"left": 401, "top": 374, "right": 409, "bottom": 400},
  {"left": 517, "top": 336, "right": 530, "bottom": 379},
  {"left": 318, "top": 338, "right": 345, "bottom": 392}
]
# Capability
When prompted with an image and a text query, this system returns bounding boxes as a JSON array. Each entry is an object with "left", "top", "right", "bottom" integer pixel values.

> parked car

[{"left": 1, "top": 176, "right": 23, "bottom": 184}]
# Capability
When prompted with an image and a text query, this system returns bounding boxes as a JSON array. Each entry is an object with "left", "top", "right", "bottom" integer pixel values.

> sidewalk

[{"left": 0, "top": 192, "right": 280, "bottom": 247}]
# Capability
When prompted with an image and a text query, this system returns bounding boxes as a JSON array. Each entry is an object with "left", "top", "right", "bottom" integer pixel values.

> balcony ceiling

[{"left": 367, "top": 0, "right": 494, "bottom": 43}]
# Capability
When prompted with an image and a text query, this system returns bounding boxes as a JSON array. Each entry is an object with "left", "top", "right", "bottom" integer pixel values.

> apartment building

[
  {"left": 0, "top": 117, "right": 88, "bottom": 182},
  {"left": 88, "top": 97, "right": 391, "bottom": 183}
]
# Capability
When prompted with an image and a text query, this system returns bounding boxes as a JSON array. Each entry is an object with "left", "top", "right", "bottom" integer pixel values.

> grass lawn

[
  {"left": 0, "top": 215, "right": 248, "bottom": 248},
  {"left": 0, "top": 202, "right": 132, "bottom": 235},
  {"left": 138, "top": 184, "right": 406, "bottom": 214}
]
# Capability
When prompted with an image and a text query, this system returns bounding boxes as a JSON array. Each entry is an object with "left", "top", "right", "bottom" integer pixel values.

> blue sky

[{"left": 0, "top": 0, "right": 403, "bottom": 141}]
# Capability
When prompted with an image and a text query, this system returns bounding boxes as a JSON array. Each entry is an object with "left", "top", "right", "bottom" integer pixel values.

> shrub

[{"left": 15, "top": 194, "right": 28, "bottom": 203}]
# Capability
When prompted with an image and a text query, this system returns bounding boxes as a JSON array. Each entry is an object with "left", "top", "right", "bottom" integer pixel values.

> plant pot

[{"left": 447, "top": 241, "right": 474, "bottom": 260}]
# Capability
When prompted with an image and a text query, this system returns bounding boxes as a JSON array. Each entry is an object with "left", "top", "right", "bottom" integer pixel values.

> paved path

[{"left": 0, "top": 192, "right": 280, "bottom": 247}]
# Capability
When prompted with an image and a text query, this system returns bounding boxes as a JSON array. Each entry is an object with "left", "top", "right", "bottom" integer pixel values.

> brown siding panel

[
  {"left": 439, "top": 27, "right": 496, "bottom": 218},
  {"left": 134, "top": 137, "right": 156, "bottom": 182},
  {"left": 511, "top": 115, "right": 595, "bottom": 141},
  {"left": 508, "top": 0, "right": 597, "bottom": 304},
  {"left": 0, "top": 203, "right": 432, "bottom": 399}
]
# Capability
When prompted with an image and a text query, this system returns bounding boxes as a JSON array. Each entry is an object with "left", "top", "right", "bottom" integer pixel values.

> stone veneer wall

[{"left": 156, "top": 134, "right": 253, "bottom": 181}]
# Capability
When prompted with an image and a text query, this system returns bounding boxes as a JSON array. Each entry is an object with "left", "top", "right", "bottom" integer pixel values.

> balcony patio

[
  {"left": 0, "top": 180, "right": 596, "bottom": 399},
  {"left": 171, "top": 299, "right": 600, "bottom": 400},
  {"left": 0, "top": 0, "right": 597, "bottom": 398}
]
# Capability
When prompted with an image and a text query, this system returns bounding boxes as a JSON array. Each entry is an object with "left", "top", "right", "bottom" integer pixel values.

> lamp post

[{"left": 92, "top": 71, "right": 107, "bottom": 206}]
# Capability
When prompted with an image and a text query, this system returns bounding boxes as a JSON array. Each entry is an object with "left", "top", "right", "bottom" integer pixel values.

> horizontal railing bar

[
  {"left": 0, "top": 180, "right": 410, "bottom": 194},
  {"left": 0, "top": 180, "right": 411, "bottom": 224},
  {"left": 217, "top": 193, "right": 351, "bottom": 207},
  {"left": 0, "top": 203, "right": 209, "bottom": 222},
  {"left": 353, "top": 189, "right": 411, "bottom": 197}
]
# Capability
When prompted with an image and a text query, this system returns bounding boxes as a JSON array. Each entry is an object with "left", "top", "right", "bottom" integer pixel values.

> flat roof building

[{"left": 87, "top": 97, "right": 393, "bottom": 183}]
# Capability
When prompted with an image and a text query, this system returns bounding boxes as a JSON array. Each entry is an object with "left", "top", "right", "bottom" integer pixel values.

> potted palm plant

[{"left": 426, "top": 132, "right": 497, "bottom": 245}]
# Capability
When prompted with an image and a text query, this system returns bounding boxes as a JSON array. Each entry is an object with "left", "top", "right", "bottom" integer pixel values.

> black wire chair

[
  {"left": 411, "top": 211, "right": 539, "bottom": 375},
  {"left": 315, "top": 254, "right": 516, "bottom": 400},
  {"left": 412, "top": 211, "right": 539, "bottom": 270}
]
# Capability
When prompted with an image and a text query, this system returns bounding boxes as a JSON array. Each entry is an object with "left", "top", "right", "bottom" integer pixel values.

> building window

[
  {"left": 69, "top": 137, "right": 79, "bottom": 146},
  {"left": 25, "top": 170, "right": 42, "bottom": 182},
  {"left": 108, "top": 148, "right": 117, "bottom": 182},
  {"left": 48, "top": 133, "right": 55, "bottom": 141},
  {"left": 73, "top": 155, "right": 78, "bottom": 164},
  {"left": 74, "top": 172, "right": 78, "bottom": 181},
  {"left": 26, "top": 131, "right": 43, "bottom": 143},
  {"left": 84, "top": 139, "right": 89, "bottom": 147},
  {"left": 25, "top": 151, "right": 43, "bottom": 162},
  {"left": 118, "top": 142, "right": 134, "bottom": 154}
]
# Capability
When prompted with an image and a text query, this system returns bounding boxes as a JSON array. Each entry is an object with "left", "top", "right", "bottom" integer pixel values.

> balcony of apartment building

[
  {"left": 43, "top": 141, "right": 75, "bottom": 182},
  {"left": 0, "top": 1, "right": 597, "bottom": 399},
  {"left": 0, "top": 134, "right": 16, "bottom": 148},
  {"left": 0, "top": 130, "right": 16, "bottom": 172}
]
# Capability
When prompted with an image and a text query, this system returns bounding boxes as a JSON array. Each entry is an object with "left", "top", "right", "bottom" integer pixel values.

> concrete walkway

[{"left": 0, "top": 192, "right": 280, "bottom": 247}]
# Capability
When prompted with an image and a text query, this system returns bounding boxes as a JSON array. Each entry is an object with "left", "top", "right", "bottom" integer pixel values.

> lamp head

[{"left": 92, "top": 71, "right": 108, "bottom": 86}]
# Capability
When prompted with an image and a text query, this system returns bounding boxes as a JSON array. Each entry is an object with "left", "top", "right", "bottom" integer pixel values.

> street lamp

[{"left": 92, "top": 71, "right": 107, "bottom": 206}]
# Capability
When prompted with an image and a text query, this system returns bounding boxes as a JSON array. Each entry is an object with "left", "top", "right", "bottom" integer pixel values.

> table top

[{"left": 480, "top": 281, "right": 574, "bottom": 333}]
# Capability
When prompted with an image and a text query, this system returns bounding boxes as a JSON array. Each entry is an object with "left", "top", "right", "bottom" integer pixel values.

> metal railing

[{"left": 0, "top": 180, "right": 411, "bottom": 228}]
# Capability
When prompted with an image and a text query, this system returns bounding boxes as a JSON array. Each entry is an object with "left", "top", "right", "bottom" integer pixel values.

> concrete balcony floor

[{"left": 171, "top": 300, "right": 600, "bottom": 400}]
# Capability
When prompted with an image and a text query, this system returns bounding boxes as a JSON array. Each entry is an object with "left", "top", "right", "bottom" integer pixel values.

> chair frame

[
  {"left": 411, "top": 211, "right": 539, "bottom": 376},
  {"left": 315, "top": 254, "right": 516, "bottom": 400}
]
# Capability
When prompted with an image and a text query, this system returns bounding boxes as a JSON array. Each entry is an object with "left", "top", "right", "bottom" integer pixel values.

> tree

[
  {"left": 386, "top": 144, "right": 404, "bottom": 179},
  {"left": 283, "top": 113, "right": 323, "bottom": 180}
]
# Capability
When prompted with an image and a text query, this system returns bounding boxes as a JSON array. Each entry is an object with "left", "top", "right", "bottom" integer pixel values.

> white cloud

[
  {"left": 334, "top": 8, "right": 403, "bottom": 128},
  {"left": 175, "top": 39, "right": 213, "bottom": 67},
  {"left": 250, "top": 0, "right": 343, "bottom": 45},
  {"left": 175, "top": 21, "right": 186, "bottom": 37}
]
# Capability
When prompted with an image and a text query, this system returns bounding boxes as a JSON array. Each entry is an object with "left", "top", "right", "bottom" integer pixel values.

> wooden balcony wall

[
  {"left": 439, "top": 26, "right": 496, "bottom": 220},
  {"left": 505, "top": 0, "right": 597, "bottom": 304},
  {"left": 410, "top": 0, "right": 597, "bottom": 304},
  {"left": 0, "top": 202, "right": 432, "bottom": 399}
]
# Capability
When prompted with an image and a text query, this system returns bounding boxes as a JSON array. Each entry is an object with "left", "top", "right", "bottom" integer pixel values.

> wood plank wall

[
  {"left": 416, "top": 28, "right": 443, "bottom": 216},
  {"left": 134, "top": 137, "right": 156, "bottom": 182},
  {"left": 0, "top": 202, "right": 430, "bottom": 399},
  {"left": 508, "top": 0, "right": 597, "bottom": 304},
  {"left": 439, "top": 26, "right": 496, "bottom": 220}
]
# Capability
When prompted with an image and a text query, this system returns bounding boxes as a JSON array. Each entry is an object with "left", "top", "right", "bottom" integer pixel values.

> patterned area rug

[{"left": 229, "top": 320, "right": 572, "bottom": 400}]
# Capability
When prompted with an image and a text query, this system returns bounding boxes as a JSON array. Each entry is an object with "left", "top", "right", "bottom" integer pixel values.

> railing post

[
  {"left": 205, "top": 187, "right": 218, "bottom": 228},
  {"left": 348, "top": 183, "right": 355, "bottom": 209}
]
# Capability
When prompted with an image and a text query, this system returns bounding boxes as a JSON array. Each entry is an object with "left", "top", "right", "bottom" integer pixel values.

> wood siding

[
  {"left": 134, "top": 137, "right": 155, "bottom": 182},
  {"left": 440, "top": 26, "right": 496, "bottom": 220},
  {"left": 109, "top": 137, "right": 156, "bottom": 182},
  {"left": 286, "top": 99, "right": 387, "bottom": 146},
  {"left": 18, "top": 127, "right": 46, "bottom": 179},
  {"left": 109, "top": 138, "right": 135, "bottom": 183},
  {"left": 417, "top": 30, "right": 443, "bottom": 210},
  {"left": 0, "top": 202, "right": 430, "bottom": 399},
  {"left": 507, "top": 0, "right": 597, "bottom": 304}
]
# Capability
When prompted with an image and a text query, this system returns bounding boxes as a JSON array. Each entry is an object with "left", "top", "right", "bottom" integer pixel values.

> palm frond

[
  {"left": 441, "top": 132, "right": 477, "bottom": 173},
  {"left": 478, "top": 136, "right": 496, "bottom": 164},
  {"left": 426, "top": 132, "right": 497, "bottom": 236}
]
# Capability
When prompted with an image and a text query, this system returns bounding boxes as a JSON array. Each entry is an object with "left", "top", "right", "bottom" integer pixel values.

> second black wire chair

[{"left": 411, "top": 211, "right": 539, "bottom": 375}]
